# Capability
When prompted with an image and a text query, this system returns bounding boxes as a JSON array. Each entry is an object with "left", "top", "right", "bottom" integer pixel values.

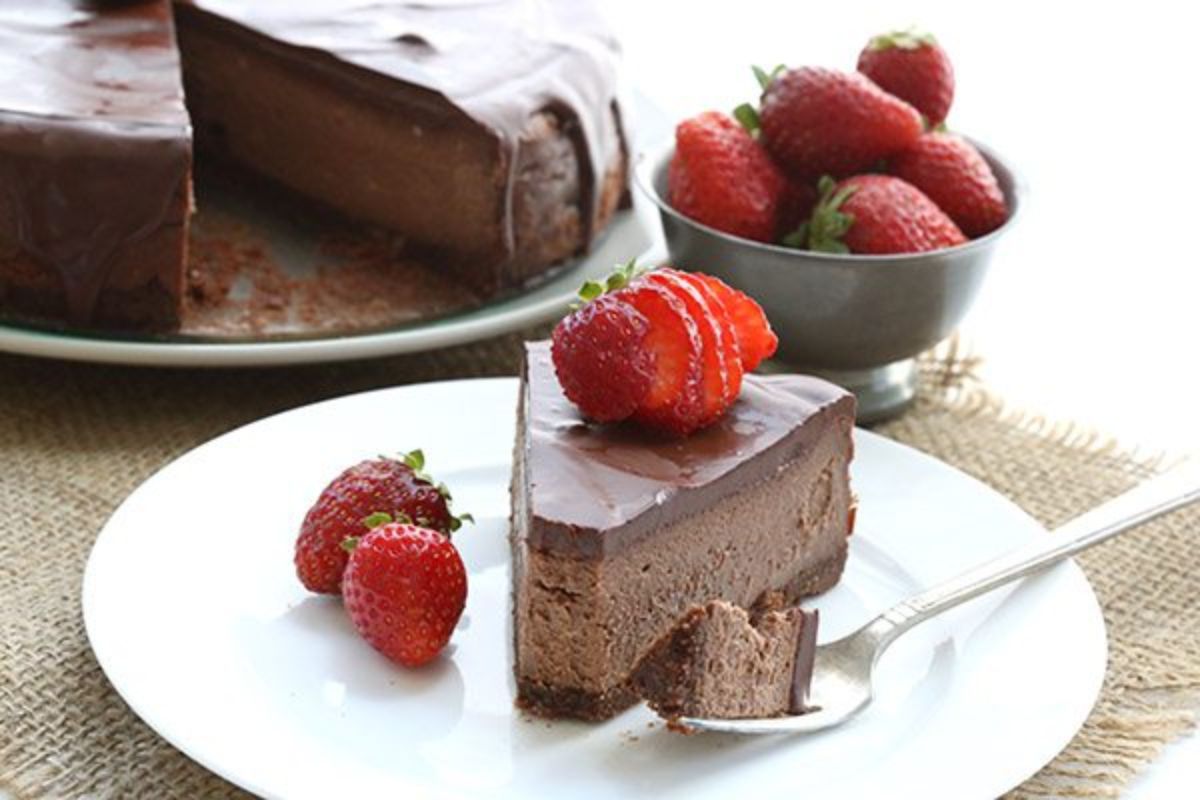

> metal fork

[{"left": 682, "top": 460, "right": 1200, "bottom": 734}]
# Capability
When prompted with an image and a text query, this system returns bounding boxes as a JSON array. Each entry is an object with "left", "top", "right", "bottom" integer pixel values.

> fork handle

[{"left": 868, "top": 458, "right": 1200, "bottom": 650}]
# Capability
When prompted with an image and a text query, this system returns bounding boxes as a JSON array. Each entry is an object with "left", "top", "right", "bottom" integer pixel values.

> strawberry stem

[
  {"left": 362, "top": 511, "right": 394, "bottom": 529},
  {"left": 732, "top": 103, "right": 760, "bottom": 135},
  {"left": 571, "top": 259, "right": 646, "bottom": 309},
  {"left": 752, "top": 64, "right": 786, "bottom": 92},
  {"left": 867, "top": 28, "right": 937, "bottom": 51},
  {"left": 341, "top": 536, "right": 360, "bottom": 553},
  {"left": 392, "top": 450, "right": 472, "bottom": 536},
  {"left": 805, "top": 176, "right": 857, "bottom": 254}
]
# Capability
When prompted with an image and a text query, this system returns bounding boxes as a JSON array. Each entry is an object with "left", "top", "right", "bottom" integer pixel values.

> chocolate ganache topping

[
  {"left": 0, "top": 1, "right": 191, "bottom": 323},
  {"left": 521, "top": 342, "right": 856, "bottom": 558}
]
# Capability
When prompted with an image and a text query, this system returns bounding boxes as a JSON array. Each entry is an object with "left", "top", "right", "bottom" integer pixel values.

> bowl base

[{"left": 762, "top": 358, "right": 916, "bottom": 425}]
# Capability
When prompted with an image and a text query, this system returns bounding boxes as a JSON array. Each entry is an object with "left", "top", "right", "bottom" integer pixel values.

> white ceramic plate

[
  {"left": 0, "top": 201, "right": 656, "bottom": 368},
  {"left": 83, "top": 379, "right": 1106, "bottom": 799}
]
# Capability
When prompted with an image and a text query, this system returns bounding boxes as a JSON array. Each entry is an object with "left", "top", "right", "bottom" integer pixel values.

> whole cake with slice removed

[
  {"left": 510, "top": 267, "right": 855, "bottom": 721},
  {"left": 0, "top": 0, "right": 626, "bottom": 332},
  {"left": 634, "top": 597, "right": 819, "bottom": 727}
]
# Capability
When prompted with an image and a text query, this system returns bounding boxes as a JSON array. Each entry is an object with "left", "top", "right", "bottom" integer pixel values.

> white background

[{"left": 606, "top": 0, "right": 1199, "bottom": 795}]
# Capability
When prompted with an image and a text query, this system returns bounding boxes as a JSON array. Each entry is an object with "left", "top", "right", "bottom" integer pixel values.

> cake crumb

[
  {"left": 665, "top": 719, "right": 699, "bottom": 735},
  {"left": 181, "top": 177, "right": 481, "bottom": 339}
]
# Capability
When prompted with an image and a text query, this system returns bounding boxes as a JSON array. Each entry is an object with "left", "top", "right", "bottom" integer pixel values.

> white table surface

[{"left": 607, "top": 1, "right": 1198, "bottom": 796}]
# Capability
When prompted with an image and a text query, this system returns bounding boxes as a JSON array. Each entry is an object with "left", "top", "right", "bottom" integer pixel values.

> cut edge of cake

[{"left": 634, "top": 596, "right": 819, "bottom": 729}]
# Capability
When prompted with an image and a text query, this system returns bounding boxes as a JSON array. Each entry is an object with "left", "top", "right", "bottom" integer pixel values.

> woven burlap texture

[{"left": 1, "top": 337, "right": 1196, "bottom": 799}]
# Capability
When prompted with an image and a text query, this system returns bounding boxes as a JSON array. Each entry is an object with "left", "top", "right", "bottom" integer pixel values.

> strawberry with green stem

[
  {"left": 552, "top": 263, "right": 777, "bottom": 435},
  {"left": 342, "top": 516, "right": 468, "bottom": 668},
  {"left": 857, "top": 29, "right": 955, "bottom": 127},
  {"left": 667, "top": 110, "right": 787, "bottom": 243},
  {"left": 802, "top": 174, "right": 966, "bottom": 255},
  {"left": 294, "top": 450, "right": 471, "bottom": 594}
]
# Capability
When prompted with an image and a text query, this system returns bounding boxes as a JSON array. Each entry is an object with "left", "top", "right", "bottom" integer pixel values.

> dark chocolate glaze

[
  {"left": 788, "top": 607, "right": 819, "bottom": 714},
  {"left": 184, "top": 0, "right": 623, "bottom": 280},
  {"left": 0, "top": 1, "right": 190, "bottom": 323},
  {"left": 521, "top": 341, "right": 857, "bottom": 559}
]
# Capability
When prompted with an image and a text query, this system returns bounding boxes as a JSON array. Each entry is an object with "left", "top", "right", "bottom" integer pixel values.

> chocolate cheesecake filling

[{"left": 510, "top": 342, "right": 856, "bottom": 720}]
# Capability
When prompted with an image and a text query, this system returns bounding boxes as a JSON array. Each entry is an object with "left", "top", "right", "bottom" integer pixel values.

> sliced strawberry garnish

[
  {"left": 615, "top": 280, "right": 704, "bottom": 436},
  {"left": 644, "top": 269, "right": 732, "bottom": 426},
  {"left": 675, "top": 271, "right": 744, "bottom": 408},
  {"left": 692, "top": 274, "right": 778, "bottom": 371}
]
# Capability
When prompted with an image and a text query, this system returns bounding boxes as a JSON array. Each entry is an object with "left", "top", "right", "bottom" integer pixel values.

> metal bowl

[{"left": 634, "top": 138, "right": 1023, "bottom": 422}]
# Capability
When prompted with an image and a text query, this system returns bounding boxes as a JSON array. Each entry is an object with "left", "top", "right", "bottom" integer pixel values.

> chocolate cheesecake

[
  {"left": 0, "top": 1, "right": 192, "bottom": 331},
  {"left": 0, "top": 0, "right": 627, "bottom": 332},
  {"left": 510, "top": 341, "right": 855, "bottom": 721},
  {"left": 634, "top": 598, "right": 819, "bottom": 726}
]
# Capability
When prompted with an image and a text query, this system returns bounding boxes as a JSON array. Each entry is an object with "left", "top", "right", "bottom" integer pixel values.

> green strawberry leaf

[
  {"left": 868, "top": 28, "right": 937, "bottom": 51},
  {"left": 449, "top": 512, "right": 475, "bottom": 533},
  {"left": 732, "top": 103, "right": 761, "bottom": 135},
  {"left": 805, "top": 176, "right": 858, "bottom": 253},
  {"left": 401, "top": 449, "right": 425, "bottom": 473},
  {"left": 576, "top": 280, "right": 605, "bottom": 305},
  {"left": 752, "top": 63, "right": 786, "bottom": 91},
  {"left": 570, "top": 259, "right": 646, "bottom": 309},
  {"left": 390, "top": 450, "right": 473, "bottom": 536},
  {"left": 362, "top": 511, "right": 393, "bottom": 529},
  {"left": 780, "top": 223, "right": 808, "bottom": 249}
]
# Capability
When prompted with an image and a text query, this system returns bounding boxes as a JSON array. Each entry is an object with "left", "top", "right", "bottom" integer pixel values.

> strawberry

[
  {"left": 295, "top": 451, "right": 468, "bottom": 594},
  {"left": 644, "top": 270, "right": 735, "bottom": 426},
  {"left": 621, "top": 279, "right": 705, "bottom": 436},
  {"left": 889, "top": 132, "right": 1008, "bottom": 237},
  {"left": 805, "top": 174, "right": 966, "bottom": 255},
  {"left": 675, "top": 271, "right": 745, "bottom": 408},
  {"left": 691, "top": 273, "right": 777, "bottom": 371},
  {"left": 760, "top": 67, "right": 923, "bottom": 179},
  {"left": 668, "top": 111, "right": 786, "bottom": 243},
  {"left": 857, "top": 30, "right": 955, "bottom": 127},
  {"left": 550, "top": 264, "right": 780, "bottom": 435},
  {"left": 552, "top": 292, "right": 654, "bottom": 422},
  {"left": 342, "top": 520, "right": 467, "bottom": 668}
]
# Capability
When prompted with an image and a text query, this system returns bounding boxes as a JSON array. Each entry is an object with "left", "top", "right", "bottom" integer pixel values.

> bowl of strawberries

[{"left": 636, "top": 29, "right": 1022, "bottom": 421}]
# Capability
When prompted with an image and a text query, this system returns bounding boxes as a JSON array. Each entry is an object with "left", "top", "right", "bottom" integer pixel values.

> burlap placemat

[{"left": 1, "top": 336, "right": 1196, "bottom": 799}]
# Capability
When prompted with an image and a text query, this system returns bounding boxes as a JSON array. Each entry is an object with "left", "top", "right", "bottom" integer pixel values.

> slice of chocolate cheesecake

[
  {"left": 0, "top": 1, "right": 192, "bottom": 331},
  {"left": 174, "top": 0, "right": 628, "bottom": 294},
  {"left": 510, "top": 341, "right": 855, "bottom": 721},
  {"left": 634, "top": 598, "right": 819, "bottom": 727}
]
